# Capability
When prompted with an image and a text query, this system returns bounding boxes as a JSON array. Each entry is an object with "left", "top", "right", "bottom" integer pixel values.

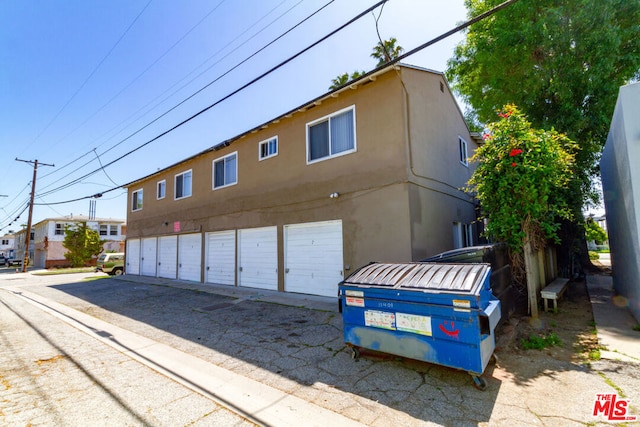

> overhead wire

[
  {"left": 35, "top": 0, "right": 342, "bottom": 199},
  {"left": 35, "top": 0, "right": 519, "bottom": 207},
  {"left": 39, "top": 0, "right": 301, "bottom": 183}
]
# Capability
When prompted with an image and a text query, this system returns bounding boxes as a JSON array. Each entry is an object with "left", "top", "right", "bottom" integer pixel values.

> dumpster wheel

[
  {"left": 471, "top": 375, "right": 487, "bottom": 391},
  {"left": 349, "top": 346, "right": 360, "bottom": 360}
]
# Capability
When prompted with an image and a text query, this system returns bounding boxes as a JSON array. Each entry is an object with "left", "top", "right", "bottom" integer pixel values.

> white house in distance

[
  {"left": 0, "top": 233, "right": 15, "bottom": 258},
  {"left": 600, "top": 82, "right": 640, "bottom": 323},
  {"left": 13, "top": 215, "right": 126, "bottom": 268}
]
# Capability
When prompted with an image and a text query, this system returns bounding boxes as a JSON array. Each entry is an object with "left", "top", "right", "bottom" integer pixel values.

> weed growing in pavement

[
  {"left": 632, "top": 324, "right": 640, "bottom": 332},
  {"left": 521, "top": 332, "right": 562, "bottom": 350}
]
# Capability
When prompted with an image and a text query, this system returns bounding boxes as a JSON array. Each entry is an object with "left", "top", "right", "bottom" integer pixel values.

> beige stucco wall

[{"left": 126, "top": 65, "right": 476, "bottom": 283}]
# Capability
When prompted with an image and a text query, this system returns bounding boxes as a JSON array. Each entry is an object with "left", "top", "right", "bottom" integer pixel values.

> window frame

[
  {"left": 157, "top": 180, "right": 166, "bottom": 200},
  {"left": 54, "top": 224, "right": 64, "bottom": 236},
  {"left": 459, "top": 136, "right": 469, "bottom": 167},
  {"left": 306, "top": 105, "right": 357, "bottom": 165},
  {"left": 212, "top": 152, "right": 238, "bottom": 190},
  {"left": 99, "top": 225, "right": 108, "bottom": 236},
  {"left": 174, "top": 169, "right": 193, "bottom": 200},
  {"left": 258, "top": 136, "right": 278, "bottom": 161},
  {"left": 109, "top": 225, "right": 118, "bottom": 236},
  {"left": 131, "top": 189, "right": 143, "bottom": 212}
]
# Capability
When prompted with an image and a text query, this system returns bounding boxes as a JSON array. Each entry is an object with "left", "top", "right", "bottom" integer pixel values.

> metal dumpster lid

[{"left": 342, "top": 262, "right": 490, "bottom": 294}]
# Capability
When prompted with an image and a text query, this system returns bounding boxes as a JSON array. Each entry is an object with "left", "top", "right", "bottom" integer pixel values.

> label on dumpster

[
  {"left": 396, "top": 313, "right": 432, "bottom": 336},
  {"left": 345, "top": 290, "right": 364, "bottom": 297},
  {"left": 346, "top": 297, "right": 365, "bottom": 307},
  {"left": 453, "top": 299, "right": 471, "bottom": 312},
  {"left": 364, "top": 310, "right": 396, "bottom": 330}
]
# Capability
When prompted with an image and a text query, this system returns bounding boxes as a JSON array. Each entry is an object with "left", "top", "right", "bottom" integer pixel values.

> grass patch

[
  {"left": 33, "top": 267, "right": 96, "bottom": 276},
  {"left": 521, "top": 332, "right": 562, "bottom": 350}
]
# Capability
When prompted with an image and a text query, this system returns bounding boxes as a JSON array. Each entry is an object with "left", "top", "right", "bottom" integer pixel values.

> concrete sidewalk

[{"left": 586, "top": 273, "right": 640, "bottom": 363}]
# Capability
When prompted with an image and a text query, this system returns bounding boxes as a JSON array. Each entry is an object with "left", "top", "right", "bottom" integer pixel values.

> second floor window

[
  {"left": 459, "top": 136, "right": 469, "bottom": 166},
  {"left": 307, "top": 106, "right": 356, "bottom": 164},
  {"left": 100, "top": 225, "right": 108, "bottom": 236},
  {"left": 157, "top": 180, "right": 166, "bottom": 199},
  {"left": 259, "top": 136, "right": 278, "bottom": 160},
  {"left": 175, "top": 170, "right": 192, "bottom": 200},
  {"left": 213, "top": 152, "right": 237, "bottom": 189},
  {"left": 110, "top": 225, "right": 118, "bottom": 236},
  {"left": 132, "top": 189, "right": 143, "bottom": 211},
  {"left": 55, "top": 224, "right": 64, "bottom": 235}
]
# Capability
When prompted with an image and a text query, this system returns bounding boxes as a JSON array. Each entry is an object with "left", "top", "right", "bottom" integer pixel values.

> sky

[{"left": 0, "top": 0, "right": 471, "bottom": 233}]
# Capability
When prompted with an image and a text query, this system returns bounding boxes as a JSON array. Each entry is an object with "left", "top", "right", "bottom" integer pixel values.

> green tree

[
  {"left": 585, "top": 218, "right": 607, "bottom": 245},
  {"left": 447, "top": 0, "right": 640, "bottom": 268},
  {"left": 468, "top": 105, "right": 576, "bottom": 277},
  {"left": 371, "top": 37, "right": 404, "bottom": 67},
  {"left": 63, "top": 222, "right": 104, "bottom": 267},
  {"left": 329, "top": 70, "right": 366, "bottom": 90}
]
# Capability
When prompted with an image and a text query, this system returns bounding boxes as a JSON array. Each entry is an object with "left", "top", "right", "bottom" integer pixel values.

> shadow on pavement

[{"left": 43, "top": 275, "right": 596, "bottom": 424}]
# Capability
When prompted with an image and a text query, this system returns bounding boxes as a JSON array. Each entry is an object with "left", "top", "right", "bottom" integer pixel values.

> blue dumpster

[{"left": 339, "top": 262, "right": 501, "bottom": 389}]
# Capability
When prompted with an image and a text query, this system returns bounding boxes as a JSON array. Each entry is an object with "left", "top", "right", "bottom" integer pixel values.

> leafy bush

[
  {"left": 588, "top": 251, "right": 600, "bottom": 260},
  {"left": 521, "top": 332, "right": 562, "bottom": 350}
]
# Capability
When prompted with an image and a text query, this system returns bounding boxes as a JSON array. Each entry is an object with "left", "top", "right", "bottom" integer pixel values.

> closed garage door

[
  {"left": 178, "top": 233, "right": 202, "bottom": 282},
  {"left": 157, "top": 235, "right": 177, "bottom": 279},
  {"left": 284, "top": 220, "right": 343, "bottom": 297},
  {"left": 205, "top": 230, "right": 236, "bottom": 286},
  {"left": 238, "top": 226, "right": 277, "bottom": 290},
  {"left": 140, "top": 237, "right": 157, "bottom": 277},
  {"left": 126, "top": 239, "right": 140, "bottom": 275}
]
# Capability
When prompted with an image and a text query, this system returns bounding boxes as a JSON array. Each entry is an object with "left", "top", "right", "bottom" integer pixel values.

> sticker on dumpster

[
  {"left": 345, "top": 290, "right": 364, "bottom": 297},
  {"left": 453, "top": 299, "right": 471, "bottom": 312},
  {"left": 346, "top": 297, "right": 365, "bottom": 307},
  {"left": 364, "top": 310, "right": 396, "bottom": 330},
  {"left": 396, "top": 313, "right": 432, "bottom": 336}
]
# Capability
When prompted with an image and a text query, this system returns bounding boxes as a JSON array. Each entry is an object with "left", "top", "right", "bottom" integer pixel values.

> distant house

[
  {"left": 600, "top": 82, "right": 640, "bottom": 323},
  {"left": 0, "top": 233, "right": 15, "bottom": 258},
  {"left": 124, "top": 64, "right": 482, "bottom": 298},
  {"left": 13, "top": 215, "right": 126, "bottom": 268}
]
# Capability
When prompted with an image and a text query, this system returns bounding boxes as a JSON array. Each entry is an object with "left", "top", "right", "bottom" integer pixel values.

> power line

[
  {"left": 35, "top": 0, "right": 342, "bottom": 199},
  {"left": 35, "top": 0, "right": 519, "bottom": 208}
]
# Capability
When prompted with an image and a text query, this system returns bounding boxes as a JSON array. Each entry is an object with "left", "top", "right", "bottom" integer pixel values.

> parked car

[
  {"left": 6, "top": 256, "right": 23, "bottom": 267},
  {"left": 0, "top": 254, "right": 5, "bottom": 266},
  {"left": 96, "top": 252, "right": 125, "bottom": 275}
]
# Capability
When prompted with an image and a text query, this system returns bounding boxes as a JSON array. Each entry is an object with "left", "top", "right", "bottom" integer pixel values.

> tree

[
  {"left": 446, "top": 0, "right": 640, "bottom": 270},
  {"left": 468, "top": 105, "right": 576, "bottom": 279},
  {"left": 585, "top": 218, "right": 607, "bottom": 245},
  {"left": 329, "top": 70, "right": 365, "bottom": 90},
  {"left": 371, "top": 37, "right": 404, "bottom": 67},
  {"left": 63, "top": 222, "right": 104, "bottom": 267}
]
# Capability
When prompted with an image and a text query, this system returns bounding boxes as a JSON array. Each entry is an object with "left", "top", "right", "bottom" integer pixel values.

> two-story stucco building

[
  {"left": 14, "top": 215, "right": 126, "bottom": 268},
  {"left": 124, "top": 64, "right": 482, "bottom": 298}
]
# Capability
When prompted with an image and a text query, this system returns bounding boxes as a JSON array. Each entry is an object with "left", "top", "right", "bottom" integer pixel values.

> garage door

[
  {"left": 140, "top": 237, "right": 157, "bottom": 277},
  {"left": 205, "top": 230, "right": 236, "bottom": 286},
  {"left": 178, "top": 233, "right": 202, "bottom": 282},
  {"left": 238, "top": 226, "right": 277, "bottom": 290},
  {"left": 157, "top": 235, "right": 177, "bottom": 279},
  {"left": 284, "top": 220, "right": 343, "bottom": 297},
  {"left": 126, "top": 239, "right": 140, "bottom": 275}
]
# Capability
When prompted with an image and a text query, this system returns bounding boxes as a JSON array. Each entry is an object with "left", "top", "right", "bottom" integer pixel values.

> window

[
  {"left": 259, "top": 136, "right": 278, "bottom": 160},
  {"left": 306, "top": 106, "right": 356, "bottom": 163},
  {"left": 99, "top": 225, "right": 108, "bottom": 236},
  {"left": 54, "top": 224, "right": 64, "bottom": 236},
  {"left": 110, "top": 225, "right": 118, "bottom": 236},
  {"left": 175, "top": 170, "right": 192, "bottom": 200},
  {"left": 1, "top": 239, "right": 8, "bottom": 245},
  {"left": 157, "top": 180, "right": 166, "bottom": 200},
  {"left": 459, "top": 136, "right": 468, "bottom": 166},
  {"left": 453, "top": 222, "right": 474, "bottom": 249},
  {"left": 213, "top": 152, "right": 237, "bottom": 189},
  {"left": 132, "top": 189, "right": 143, "bottom": 211}
]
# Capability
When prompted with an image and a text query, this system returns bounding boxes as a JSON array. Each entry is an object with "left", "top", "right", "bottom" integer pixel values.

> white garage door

[
  {"left": 205, "top": 230, "right": 236, "bottom": 286},
  {"left": 157, "top": 235, "right": 177, "bottom": 279},
  {"left": 178, "top": 233, "right": 202, "bottom": 282},
  {"left": 140, "top": 237, "right": 157, "bottom": 277},
  {"left": 126, "top": 239, "right": 140, "bottom": 275},
  {"left": 284, "top": 220, "right": 343, "bottom": 297},
  {"left": 238, "top": 226, "right": 277, "bottom": 290}
]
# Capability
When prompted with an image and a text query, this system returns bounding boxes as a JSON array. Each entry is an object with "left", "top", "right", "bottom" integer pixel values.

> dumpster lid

[{"left": 342, "top": 262, "right": 490, "bottom": 294}]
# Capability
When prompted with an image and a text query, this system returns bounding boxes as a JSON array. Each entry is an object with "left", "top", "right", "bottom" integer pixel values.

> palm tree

[
  {"left": 371, "top": 37, "right": 404, "bottom": 67},
  {"left": 329, "top": 70, "right": 366, "bottom": 90}
]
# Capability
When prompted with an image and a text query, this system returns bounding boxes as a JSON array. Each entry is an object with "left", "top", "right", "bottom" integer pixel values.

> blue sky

[{"left": 0, "top": 0, "right": 469, "bottom": 232}]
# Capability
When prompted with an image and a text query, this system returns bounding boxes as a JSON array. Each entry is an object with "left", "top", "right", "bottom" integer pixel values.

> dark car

[
  {"left": 422, "top": 243, "right": 522, "bottom": 323},
  {"left": 0, "top": 254, "right": 5, "bottom": 266}
]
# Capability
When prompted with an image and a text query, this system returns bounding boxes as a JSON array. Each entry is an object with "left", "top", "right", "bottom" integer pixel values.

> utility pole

[{"left": 16, "top": 158, "right": 54, "bottom": 272}]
